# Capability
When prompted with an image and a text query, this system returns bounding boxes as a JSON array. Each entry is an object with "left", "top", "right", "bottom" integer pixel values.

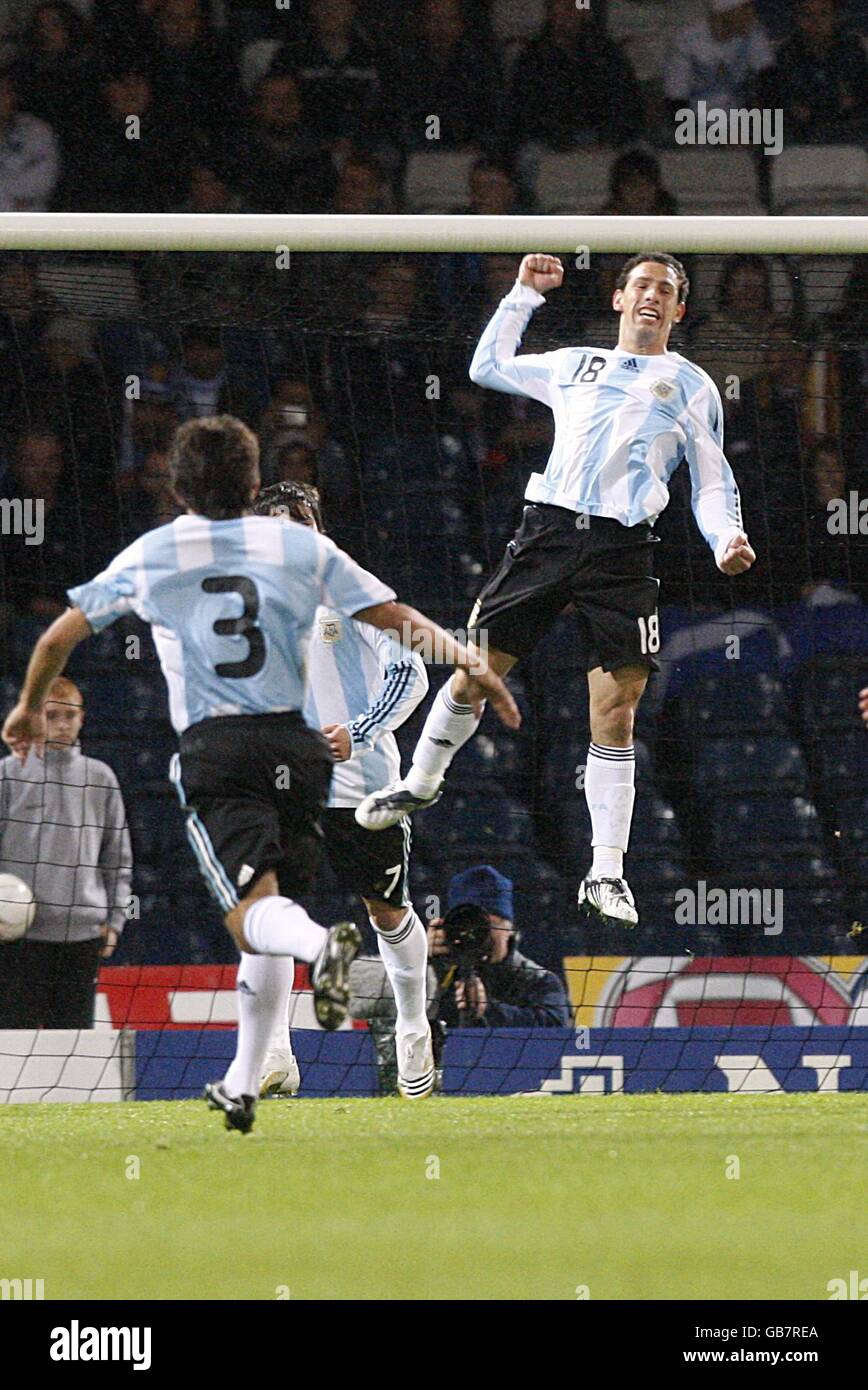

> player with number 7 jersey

[
  {"left": 249, "top": 481, "right": 435, "bottom": 1102},
  {"left": 355, "top": 253, "right": 755, "bottom": 932}
]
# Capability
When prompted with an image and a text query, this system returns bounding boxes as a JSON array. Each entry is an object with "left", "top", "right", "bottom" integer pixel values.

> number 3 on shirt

[{"left": 638, "top": 613, "right": 660, "bottom": 655}]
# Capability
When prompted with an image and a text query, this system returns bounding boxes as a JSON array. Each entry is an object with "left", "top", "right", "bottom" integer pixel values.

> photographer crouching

[
  {"left": 431, "top": 867, "right": 570, "bottom": 1030},
  {"left": 350, "top": 865, "right": 570, "bottom": 1093}
]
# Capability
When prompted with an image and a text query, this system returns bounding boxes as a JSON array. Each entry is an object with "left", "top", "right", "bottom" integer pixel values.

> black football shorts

[
  {"left": 467, "top": 502, "right": 661, "bottom": 672},
  {"left": 319, "top": 808, "right": 412, "bottom": 908},
  {"left": 171, "top": 711, "right": 333, "bottom": 910}
]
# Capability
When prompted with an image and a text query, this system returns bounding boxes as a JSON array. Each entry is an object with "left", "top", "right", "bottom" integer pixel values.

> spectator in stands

[
  {"left": 600, "top": 147, "right": 679, "bottom": 216},
  {"left": 267, "top": 438, "right": 319, "bottom": 488},
  {"left": 0, "top": 255, "right": 60, "bottom": 423},
  {"left": 690, "top": 254, "right": 776, "bottom": 392},
  {"left": 228, "top": 72, "right": 334, "bottom": 213},
  {"left": 270, "top": 0, "right": 383, "bottom": 159},
  {"left": 0, "top": 429, "right": 88, "bottom": 618},
  {"left": 38, "top": 317, "right": 116, "bottom": 481},
  {"left": 117, "top": 333, "right": 180, "bottom": 473},
  {"left": 664, "top": 0, "right": 773, "bottom": 119},
  {"left": 463, "top": 158, "right": 520, "bottom": 215},
  {"left": 0, "top": 65, "right": 59, "bottom": 210},
  {"left": 759, "top": 0, "right": 868, "bottom": 144},
  {"left": 0, "top": 675, "right": 132, "bottom": 1030},
  {"left": 257, "top": 372, "right": 356, "bottom": 533},
  {"left": 331, "top": 153, "right": 393, "bottom": 213},
  {"left": 171, "top": 325, "right": 256, "bottom": 423},
  {"left": 723, "top": 319, "right": 812, "bottom": 604},
  {"left": 174, "top": 153, "right": 245, "bottom": 214},
  {"left": 65, "top": 60, "right": 184, "bottom": 211},
  {"left": 259, "top": 375, "right": 326, "bottom": 465},
  {"left": 327, "top": 259, "right": 446, "bottom": 444},
  {"left": 429, "top": 866, "right": 570, "bottom": 1029},
  {"left": 393, "top": 0, "right": 502, "bottom": 152},
  {"left": 502, "top": 0, "right": 643, "bottom": 158},
  {"left": 14, "top": 3, "right": 99, "bottom": 146},
  {"left": 121, "top": 439, "right": 181, "bottom": 536},
  {"left": 144, "top": 0, "right": 241, "bottom": 139}
]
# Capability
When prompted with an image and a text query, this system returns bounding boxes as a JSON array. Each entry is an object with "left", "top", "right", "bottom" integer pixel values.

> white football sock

[
  {"left": 224, "top": 952, "right": 295, "bottom": 1099},
  {"left": 372, "top": 907, "right": 428, "bottom": 1042},
  {"left": 242, "top": 895, "right": 327, "bottom": 960},
  {"left": 405, "top": 677, "right": 484, "bottom": 796},
  {"left": 585, "top": 743, "right": 636, "bottom": 880}
]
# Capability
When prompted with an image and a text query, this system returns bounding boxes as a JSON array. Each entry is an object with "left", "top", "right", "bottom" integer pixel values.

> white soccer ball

[{"left": 0, "top": 874, "right": 35, "bottom": 942}]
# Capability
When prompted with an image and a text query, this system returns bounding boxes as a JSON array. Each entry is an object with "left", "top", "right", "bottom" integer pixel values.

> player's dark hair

[
  {"left": 169, "top": 415, "right": 260, "bottom": 520},
  {"left": 253, "top": 480, "right": 324, "bottom": 532},
  {"left": 616, "top": 253, "right": 690, "bottom": 304}
]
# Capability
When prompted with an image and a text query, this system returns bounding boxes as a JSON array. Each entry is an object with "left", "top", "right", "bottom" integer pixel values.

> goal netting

[{"left": 0, "top": 216, "right": 865, "bottom": 1100}]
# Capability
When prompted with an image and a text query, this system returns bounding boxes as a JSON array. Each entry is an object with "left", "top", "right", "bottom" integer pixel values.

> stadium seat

[
  {"left": 833, "top": 797, "right": 868, "bottom": 887},
  {"left": 816, "top": 734, "right": 868, "bottom": 791},
  {"left": 403, "top": 149, "right": 483, "bottom": 212},
  {"left": 680, "top": 670, "right": 790, "bottom": 734},
  {"left": 794, "top": 656, "right": 865, "bottom": 732},
  {"left": 796, "top": 254, "right": 854, "bottom": 325},
  {"left": 708, "top": 796, "right": 824, "bottom": 855},
  {"left": 658, "top": 150, "right": 764, "bottom": 215},
  {"left": 37, "top": 259, "right": 142, "bottom": 318},
  {"left": 534, "top": 150, "right": 613, "bottom": 213},
  {"left": 413, "top": 784, "right": 536, "bottom": 857},
  {"left": 770, "top": 146, "right": 868, "bottom": 215},
  {"left": 695, "top": 736, "right": 809, "bottom": 795}
]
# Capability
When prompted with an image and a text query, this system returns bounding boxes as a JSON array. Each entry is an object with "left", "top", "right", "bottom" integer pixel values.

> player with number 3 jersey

[
  {"left": 1, "top": 416, "right": 518, "bottom": 1133},
  {"left": 356, "top": 253, "right": 756, "bottom": 930}
]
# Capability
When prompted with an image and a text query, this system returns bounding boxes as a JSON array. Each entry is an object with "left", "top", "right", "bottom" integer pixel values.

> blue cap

[{"left": 447, "top": 865, "right": 514, "bottom": 921}]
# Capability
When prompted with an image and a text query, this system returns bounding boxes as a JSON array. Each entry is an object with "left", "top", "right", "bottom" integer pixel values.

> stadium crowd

[{"left": 0, "top": 0, "right": 864, "bottom": 215}]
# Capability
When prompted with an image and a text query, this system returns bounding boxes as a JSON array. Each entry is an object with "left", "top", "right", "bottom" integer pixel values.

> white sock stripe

[{"left": 589, "top": 744, "right": 635, "bottom": 760}]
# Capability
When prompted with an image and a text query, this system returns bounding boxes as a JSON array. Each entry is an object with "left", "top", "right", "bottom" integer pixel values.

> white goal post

[{"left": 0, "top": 213, "right": 864, "bottom": 255}]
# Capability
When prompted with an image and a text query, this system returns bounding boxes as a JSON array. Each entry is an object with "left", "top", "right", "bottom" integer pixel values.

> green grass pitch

[{"left": 2, "top": 1094, "right": 866, "bottom": 1301}]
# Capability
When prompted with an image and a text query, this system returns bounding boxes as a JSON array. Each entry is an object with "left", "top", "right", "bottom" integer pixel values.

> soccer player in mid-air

[
  {"left": 251, "top": 481, "right": 434, "bottom": 1100},
  {"left": 1, "top": 416, "right": 518, "bottom": 1132},
  {"left": 357, "top": 253, "right": 755, "bottom": 928}
]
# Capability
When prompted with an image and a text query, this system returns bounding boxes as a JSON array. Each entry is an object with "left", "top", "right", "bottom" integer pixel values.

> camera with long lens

[{"left": 441, "top": 903, "right": 493, "bottom": 974}]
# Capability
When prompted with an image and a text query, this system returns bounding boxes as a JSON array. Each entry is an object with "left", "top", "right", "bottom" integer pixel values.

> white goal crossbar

[{"left": 0, "top": 213, "right": 864, "bottom": 255}]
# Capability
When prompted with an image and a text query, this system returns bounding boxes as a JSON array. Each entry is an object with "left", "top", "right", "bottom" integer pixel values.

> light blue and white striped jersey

[
  {"left": 304, "top": 609, "right": 428, "bottom": 808},
  {"left": 469, "top": 281, "right": 744, "bottom": 567},
  {"left": 68, "top": 515, "right": 395, "bottom": 733}
]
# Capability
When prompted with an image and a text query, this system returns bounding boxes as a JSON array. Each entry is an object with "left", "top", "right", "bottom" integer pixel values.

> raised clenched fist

[{"left": 518, "top": 254, "right": 564, "bottom": 293}]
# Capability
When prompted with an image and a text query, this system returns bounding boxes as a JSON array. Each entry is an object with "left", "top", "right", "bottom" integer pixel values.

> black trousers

[{"left": 0, "top": 937, "right": 103, "bottom": 1029}]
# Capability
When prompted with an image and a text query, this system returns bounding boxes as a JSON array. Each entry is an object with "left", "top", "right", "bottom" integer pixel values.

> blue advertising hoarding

[{"left": 134, "top": 1026, "right": 868, "bottom": 1099}]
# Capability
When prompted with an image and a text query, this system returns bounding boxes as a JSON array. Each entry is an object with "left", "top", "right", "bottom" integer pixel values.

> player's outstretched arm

[
  {"left": 468, "top": 254, "right": 564, "bottom": 400},
  {"left": 353, "top": 600, "right": 520, "bottom": 730},
  {"left": 2, "top": 606, "right": 92, "bottom": 761}
]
